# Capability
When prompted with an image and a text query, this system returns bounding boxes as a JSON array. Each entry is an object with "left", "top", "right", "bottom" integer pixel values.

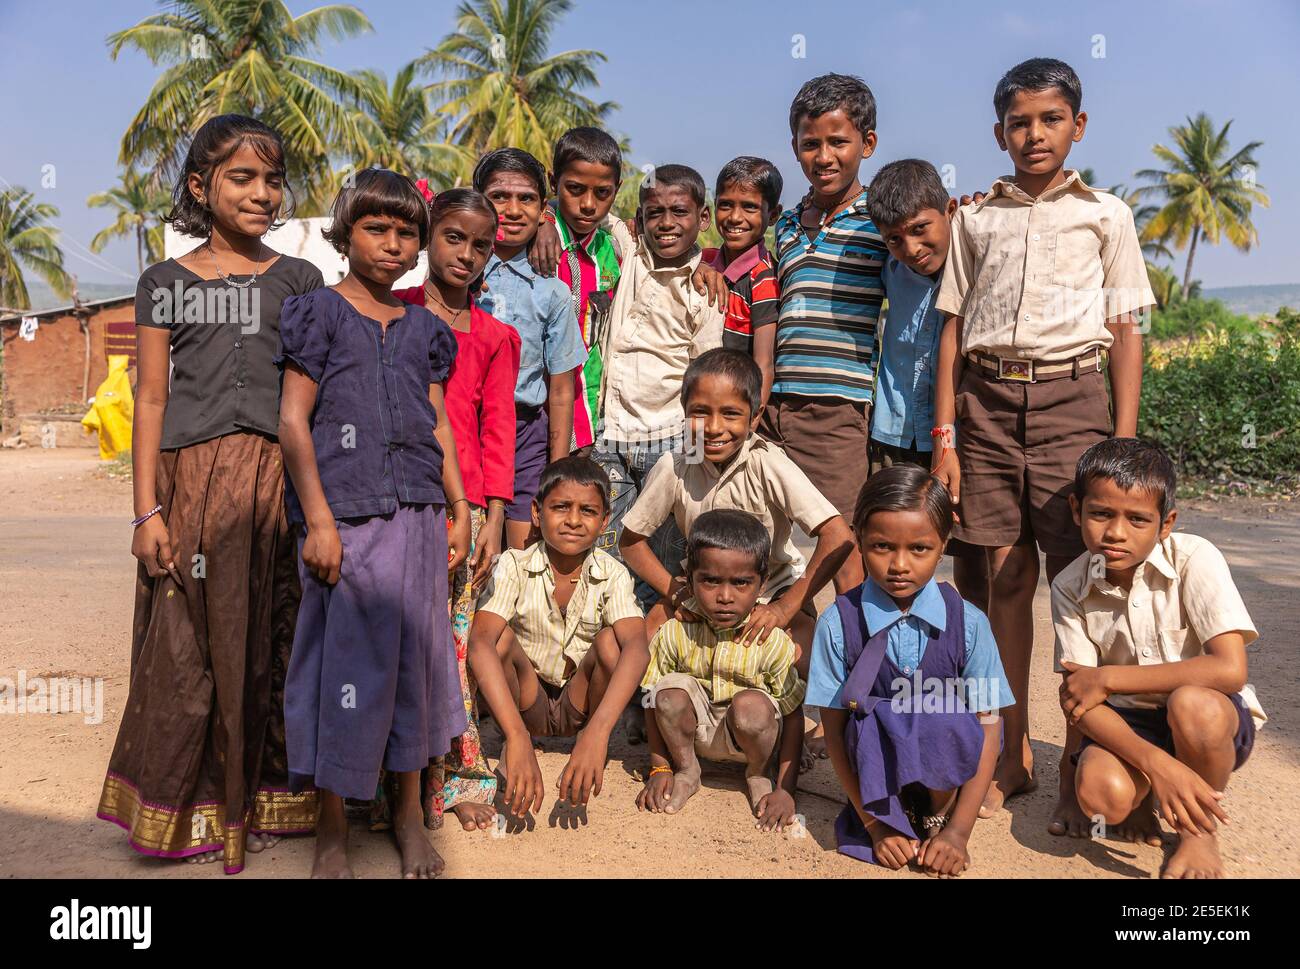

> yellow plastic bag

[{"left": 81, "top": 354, "right": 134, "bottom": 460}]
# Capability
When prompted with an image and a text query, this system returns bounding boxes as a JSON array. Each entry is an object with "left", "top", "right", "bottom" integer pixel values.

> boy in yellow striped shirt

[{"left": 636, "top": 510, "right": 805, "bottom": 829}]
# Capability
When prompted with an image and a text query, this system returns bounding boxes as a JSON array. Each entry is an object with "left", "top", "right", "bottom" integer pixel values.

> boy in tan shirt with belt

[{"left": 932, "top": 57, "right": 1154, "bottom": 826}]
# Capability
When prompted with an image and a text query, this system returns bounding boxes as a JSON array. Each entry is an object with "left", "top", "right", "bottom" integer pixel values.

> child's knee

[
  {"left": 990, "top": 546, "right": 1038, "bottom": 594},
  {"left": 653, "top": 687, "right": 694, "bottom": 726},
  {"left": 728, "top": 690, "right": 778, "bottom": 739},
  {"left": 1075, "top": 759, "right": 1133, "bottom": 824},
  {"left": 1166, "top": 687, "right": 1236, "bottom": 750}
]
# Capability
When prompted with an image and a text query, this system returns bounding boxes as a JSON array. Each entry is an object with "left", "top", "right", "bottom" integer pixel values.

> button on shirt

[
  {"left": 599, "top": 242, "right": 724, "bottom": 444},
  {"left": 477, "top": 250, "right": 587, "bottom": 409},
  {"left": 871, "top": 256, "right": 943, "bottom": 451},
  {"left": 936, "top": 170, "right": 1155, "bottom": 362},
  {"left": 276, "top": 288, "right": 458, "bottom": 523},
  {"left": 806, "top": 578, "right": 1013, "bottom": 714},
  {"left": 476, "top": 542, "right": 644, "bottom": 687},
  {"left": 1051, "top": 532, "right": 1265, "bottom": 726},
  {"left": 641, "top": 618, "right": 806, "bottom": 716}
]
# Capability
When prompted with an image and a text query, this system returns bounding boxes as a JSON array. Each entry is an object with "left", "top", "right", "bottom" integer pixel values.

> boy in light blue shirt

[{"left": 864, "top": 159, "right": 986, "bottom": 611}]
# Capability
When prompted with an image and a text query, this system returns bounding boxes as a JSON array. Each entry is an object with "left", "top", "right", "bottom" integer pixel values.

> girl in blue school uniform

[
  {"left": 805, "top": 464, "right": 1013, "bottom": 877},
  {"left": 277, "top": 169, "right": 474, "bottom": 879}
]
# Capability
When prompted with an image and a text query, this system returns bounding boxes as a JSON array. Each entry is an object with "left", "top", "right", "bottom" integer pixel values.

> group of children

[{"left": 99, "top": 55, "right": 1264, "bottom": 881}]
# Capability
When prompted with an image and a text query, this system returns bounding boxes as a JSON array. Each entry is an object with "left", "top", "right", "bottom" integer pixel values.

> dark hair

[
  {"left": 427, "top": 187, "right": 498, "bottom": 231},
  {"left": 536, "top": 455, "right": 611, "bottom": 512},
  {"left": 789, "top": 73, "right": 877, "bottom": 139},
  {"left": 682, "top": 348, "right": 762, "bottom": 416},
  {"left": 472, "top": 147, "right": 548, "bottom": 198},
  {"left": 865, "top": 159, "right": 950, "bottom": 229},
  {"left": 686, "top": 509, "right": 771, "bottom": 578},
  {"left": 321, "top": 169, "right": 431, "bottom": 255},
  {"left": 716, "top": 156, "right": 783, "bottom": 215},
  {"left": 1074, "top": 438, "right": 1177, "bottom": 519},
  {"left": 639, "top": 163, "right": 706, "bottom": 209},
  {"left": 852, "top": 464, "right": 953, "bottom": 542},
  {"left": 552, "top": 126, "right": 622, "bottom": 179},
  {"left": 993, "top": 57, "right": 1082, "bottom": 122},
  {"left": 166, "top": 114, "right": 294, "bottom": 238}
]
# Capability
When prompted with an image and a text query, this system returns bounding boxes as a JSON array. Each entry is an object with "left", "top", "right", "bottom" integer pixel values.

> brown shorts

[
  {"left": 520, "top": 679, "right": 588, "bottom": 738},
  {"left": 867, "top": 438, "right": 981, "bottom": 559},
  {"left": 953, "top": 367, "right": 1111, "bottom": 557},
  {"left": 760, "top": 394, "right": 869, "bottom": 522}
]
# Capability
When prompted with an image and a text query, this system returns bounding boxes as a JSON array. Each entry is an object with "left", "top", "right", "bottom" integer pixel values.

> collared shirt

[
  {"left": 771, "top": 194, "right": 886, "bottom": 403},
  {"left": 477, "top": 541, "right": 643, "bottom": 687},
  {"left": 936, "top": 170, "right": 1155, "bottom": 362},
  {"left": 1051, "top": 532, "right": 1265, "bottom": 725},
  {"left": 701, "top": 243, "right": 779, "bottom": 355},
  {"left": 599, "top": 241, "right": 725, "bottom": 444},
  {"left": 555, "top": 211, "right": 633, "bottom": 449},
  {"left": 621, "top": 434, "right": 840, "bottom": 599},
  {"left": 806, "top": 577, "right": 1013, "bottom": 714},
  {"left": 276, "top": 287, "right": 457, "bottom": 522},
  {"left": 135, "top": 255, "right": 323, "bottom": 449},
  {"left": 641, "top": 617, "right": 806, "bottom": 716},
  {"left": 871, "top": 256, "right": 944, "bottom": 451},
  {"left": 477, "top": 249, "right": 587, "bottom": 409}
]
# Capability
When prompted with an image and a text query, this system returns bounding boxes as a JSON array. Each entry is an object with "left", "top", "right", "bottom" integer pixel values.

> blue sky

[{"left": 1, "top": 0, "right": 1296, "bottom": 290}]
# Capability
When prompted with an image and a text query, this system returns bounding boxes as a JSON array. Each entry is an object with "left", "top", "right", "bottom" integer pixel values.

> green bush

[
  {"left": 1139, "top": 328, "right": 1300, "bottom": 481},
  {"left": 1148, "top": 297, "right": 1254, "bottom": 340}
]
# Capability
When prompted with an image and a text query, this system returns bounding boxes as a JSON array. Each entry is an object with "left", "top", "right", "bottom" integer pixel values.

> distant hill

[{"left": 1203, "top": 283, "right": 1300, "bottom": 317}]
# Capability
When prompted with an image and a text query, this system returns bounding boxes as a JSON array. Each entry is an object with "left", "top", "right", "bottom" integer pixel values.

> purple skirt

[{"left": 285, "top": 503, "right": 466, "bottom": 801}]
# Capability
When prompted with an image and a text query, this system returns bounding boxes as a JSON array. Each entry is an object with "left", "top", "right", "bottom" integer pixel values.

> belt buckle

[{"left": 997, "top": 357, "right": 1035, "bottom": 382}]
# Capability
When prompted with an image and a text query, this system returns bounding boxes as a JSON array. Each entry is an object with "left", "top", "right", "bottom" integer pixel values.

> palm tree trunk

[
  {"left": 1181, "top": 227, "right": 1200, "bottom": 300},
  {"left": 136, "top": 225, "right": 144, "bottom": 274}
]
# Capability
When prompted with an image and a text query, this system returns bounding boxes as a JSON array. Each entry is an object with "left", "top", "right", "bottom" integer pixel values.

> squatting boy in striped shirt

[{"left": 761, "top": 73, "right": 887, "bottom": 596}]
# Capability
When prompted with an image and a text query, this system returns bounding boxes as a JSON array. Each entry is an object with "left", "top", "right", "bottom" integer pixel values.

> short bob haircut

[
  {"left": 536, "top": 455, "right": 612, "bottom": 513},
  {"left": 715, "top": 156, "right": 783, "bottom": 215},
  {"left": 639, "top": 163, "right": 706, "bottom": 209},
  {"left": 788, "top": 73, "right": 877, "bottom": 140},
  {"left": 166, "top": 114, "right": 295, "bottom": 238},
  {"left": 321, "top": 168, "right": 431, "bottom": 255},
  {"left": 851, "top": 464, "right": 953, "bottom": 542},
  {"left": 552, "top": 126, "right": 622, "bottom": 179},
  {"left": 865, "top": 159, "right": 950, "bottom": 229},
  {"left": 993, "top": 57, "right": 1082, "bottom": 122},
  {"left": 472, "top": 147, "right": 548, "bottom": 198},
  {"left": 1074, "top": 437, "right": 1177, "bottom": 520},
  {"left": 682, "top": 348, "right": 762, "bottom": 417},
  {"left": 686, "top": 509, "right": 772, "bottom": 578}
]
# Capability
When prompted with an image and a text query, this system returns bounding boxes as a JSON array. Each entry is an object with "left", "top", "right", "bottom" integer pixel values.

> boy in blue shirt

[{"left": 864, "top": 159, "right": 988, "bottom": 613}]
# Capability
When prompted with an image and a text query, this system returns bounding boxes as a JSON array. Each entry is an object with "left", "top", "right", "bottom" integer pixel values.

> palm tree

[
  {"left": 107, "top": 1, "right": 373, "bottom": 188},
  {"left": 0, "top": 188, "right": 73, "bottom": 312},
  {"left": 419, "top": 0, "right": 616, "bottom": 164},
  {"left": 350, "top": 63, "right": 474, "bottom": 186},
  {"left": 1135, "top": 113, "right": 1270, "bottom": 300},
  {"left": 87, "top": 170, "right": 171, "bottom": 273}
]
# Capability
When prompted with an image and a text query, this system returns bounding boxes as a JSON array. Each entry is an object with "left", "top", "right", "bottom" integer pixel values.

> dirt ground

[{"left": 1, "top": 447, "right": 1296, "bottom": 879}]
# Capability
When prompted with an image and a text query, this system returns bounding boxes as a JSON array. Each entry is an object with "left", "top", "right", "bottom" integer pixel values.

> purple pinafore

[{"left": 833, "top": 581, "right": 987, "bottom": 865}]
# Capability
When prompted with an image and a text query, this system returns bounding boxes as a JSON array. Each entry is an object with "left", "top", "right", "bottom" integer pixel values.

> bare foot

[
  {"left": 450, "top": 800, "right": 497, "bottom": 832},
  {"left": 246, "top": 832, "right": 280, "bottom": 853},
  {"left": 979, "top": 758, "right": 1036, "bottom": 818},
  {"left": 393, "top": 808, "right": 445, "bottom": 879},
  {"left": 744, "top": 775, "right": 774, "bottom": 814},
  {"left": 1116, "top": 793, "right": 1164, "bottom": 847},
  {"left": 804, "top": 720, "right": 828, "bottom": 763},
  {"left": 311, "top": 821, "right": 353, "bottom": 879},
  {"left": 182, "top": 848, "right": 220, "bottom": 865},
  {"left": 1161, "top": 832, "right": 1225, "bottom": 879},
  {"left": 663, "top": 764, "right": 701, "bottom": 815},
  {"left": 1047, "top": 787, "right": 1092, "bottom": 838}
]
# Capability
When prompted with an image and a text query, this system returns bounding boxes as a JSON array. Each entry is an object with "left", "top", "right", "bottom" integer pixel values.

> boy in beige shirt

[
  {"left": 932, "top": 57, "right": 1155, "bottom": 824},
  {"left": 1053, "top": 439, "right": 1263, "bottom": 879}
]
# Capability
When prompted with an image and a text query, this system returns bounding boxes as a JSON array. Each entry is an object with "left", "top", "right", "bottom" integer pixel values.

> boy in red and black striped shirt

[{"left": 701, "top": 157, "right": 783, "bottom": 410}]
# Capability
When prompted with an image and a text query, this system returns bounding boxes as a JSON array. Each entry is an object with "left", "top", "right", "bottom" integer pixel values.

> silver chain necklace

[{"left": 208, "top": 241, "right": 266, "bottom": 289}]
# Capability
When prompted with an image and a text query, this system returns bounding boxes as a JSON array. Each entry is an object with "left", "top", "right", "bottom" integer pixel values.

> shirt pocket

[{"left": 1158, "top": 627, "right": 1190, "bottom": 663}]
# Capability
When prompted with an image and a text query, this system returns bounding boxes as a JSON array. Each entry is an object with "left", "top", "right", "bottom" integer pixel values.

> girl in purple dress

[
  {"left": 277, "top": 169, "right": 471, "bottom": 879},
  {"left": 806, "top": 464, "right": 1013, "bottom": 876}
]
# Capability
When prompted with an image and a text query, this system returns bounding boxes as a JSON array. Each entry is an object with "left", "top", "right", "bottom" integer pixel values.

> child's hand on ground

[
  {"left": 754, "top": 789, "right": 797, "bottom": 832},
  {"left": 469, "top": 521, "right": 502, "bottom": 594},
  {"left": 691, "top": 261, "right": 729, "bottom": 309},
  {"left": 1147, "top": 754, "right": 1229, "bottom": 836},
  {"left": 917, "top": 828, "right": 971, "bottom": 877},
  {"left": 132, "top": 515, "right": 180, "bottom": 581},
  {"left": 448, "top": 503, "right": 472, "bottom": 574},
  {"left": 737, "top": 601, "right": 792, "bottom": 647},
  {"left": 557, "top": 731, "right": 608, "bottom": 805},
  {"left": 1059, "top": 663, "right": 1111, "bottom": 723},
  {"left": 528, "top": 218, "right": 561, "bottom": 277},
  {"left": 503, "top": 737, "right": 545, "bottom": 818},
  {"left": 302, "top": 522, "right": 343, "bottom": 585},
  {"left": 865, "top": 815, "right": 918, "bottom": 870},
  {"left": 635, "top": 770, "right": 674, "bottom": 813}
]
